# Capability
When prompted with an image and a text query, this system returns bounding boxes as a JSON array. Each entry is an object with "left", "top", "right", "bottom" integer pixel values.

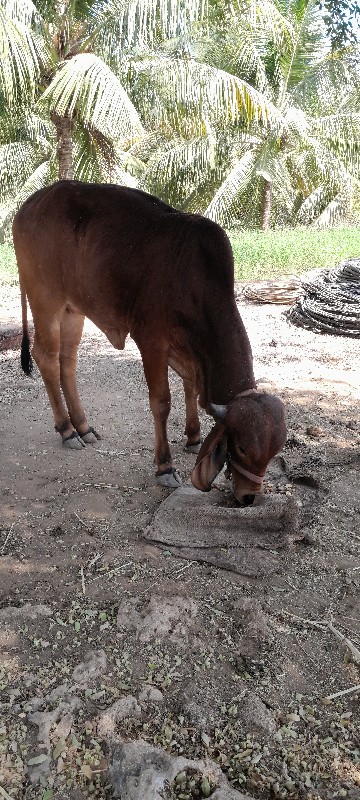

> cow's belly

[
  {"left": 62, "top": 300, "right": 128, "bottom": 351},
  {"left": 168, "top": 348, "right": 199, "bottom": 386},
  {"left": 99, "top": 325, "right": 129, "bottom": 350}
]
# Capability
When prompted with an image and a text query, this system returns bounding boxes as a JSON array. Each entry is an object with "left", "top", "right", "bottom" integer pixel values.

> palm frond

[
  {"left": 2, "top": 159, "right": 52, "bottom": 227},
  {"left": 0, "top": 141, "right": 43, "bottom": 200},
  {"left": 40, "top": 52, "right": 144, "bottom": 144},
  {"left": 204, "top": 150, "right": 258, "bottom": 225},
  {"left": 256, "top": 149, "right": 294, "bottom": 210},
  {"left": 296, "top": 170, "right": 355, "bottom": 225},
  {"left": 231, "top": 26, "right": 272, "bottom": 95},
  {"left": 313, "top": 112, "right": 360, "bottom": 148},
  {"left": 314, "top": 194, "right": 348, "bottom": 227},
  {"left": 284, "top": 104, "right": 310, "bottom": 137},
  {"left": 3, "top": 0, "right": 41, "bottom": 27},
  {"left": 0, "top": 5, "right": 45, "bottom": 104},
  {"left": 278, "top": 0, "right": 329, "bottom": 105},
  {"left": 290, "top": 51, "right": 360, "bottom": 115},
  {"left": 296, "top": 182, "right": 327, "bottom": 222},
  {"left": 21, "top": 109, "right": 54, "bottom": 148},
  {"left": 73, "top": 119, "right": 142, "bottom": 184},
  {"left": 286, "top": 148, "right": 318, "bottom": 197},
  {"left": 95, "top": 0, "right": 207, "bottom": 49},
  {"left": 143, "top": 134, "right": 217, "bottom": 206},
  {"left": 245, "top": 0, "right": 293, "bottom": 46},
  {"left": 128, "top": 131, "right": 164, "bottom": 161},
  {"left": 132, "top": 56, "right": 279, "bottom": 129},
  {"left": 305, "top": 134, "right": 357, "bottom": 188}
]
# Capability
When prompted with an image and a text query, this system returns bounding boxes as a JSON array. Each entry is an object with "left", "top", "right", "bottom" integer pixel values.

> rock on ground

[
  {"left": 97, "top": 696, "right": 142, "bottom": 740},
  {"left": 116, "top": 594, "right": 198, "bottom": 643},
  {"left": 0, "top": 603, "right": 52, "bottom": 622},
  {"left": 237, "top": 692, "right": 276, "bottom": 739},
  {"left": 109, "top": 739, "right": 256, "bottom": 800},
  {"left": 71, "top": 648, "right": 107, "bottom": 687}
]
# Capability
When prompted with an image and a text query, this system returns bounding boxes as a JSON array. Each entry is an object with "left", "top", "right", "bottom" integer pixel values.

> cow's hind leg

[
  {"left": 59, "top": 307, "right": 101, "bottom": 444},
  {"left": 31, "top": 313, "right": 84, "bottom": 450},
  {"left": 183, "top": 378, "right": 201, "bottom": 453},
  {"left": 140, "top": 346, "right": 181, "bottom": 488}
]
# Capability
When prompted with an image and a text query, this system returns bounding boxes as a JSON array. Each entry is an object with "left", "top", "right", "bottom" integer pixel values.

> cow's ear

[{"left": 191, "top": 421, "right": 227, "bottom": 492}]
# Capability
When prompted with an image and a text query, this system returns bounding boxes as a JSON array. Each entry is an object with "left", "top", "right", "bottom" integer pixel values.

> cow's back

[{"left": 13, "top": 181, "right": 235, "bottom": 336}]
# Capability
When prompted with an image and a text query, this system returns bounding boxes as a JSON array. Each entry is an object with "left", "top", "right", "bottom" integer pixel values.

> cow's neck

[{"left": 199, "top": 301, "right": 256, "bottom": 408}]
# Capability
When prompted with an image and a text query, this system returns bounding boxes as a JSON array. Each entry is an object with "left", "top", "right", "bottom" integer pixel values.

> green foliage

[
  {"left": 1, "top": 0, "right": 360, "bottom": 231},
  {"left": 318, "top": 0, "right": 360, "bottom": 50},
  {"left": 195, "top": 0, "right": 360, "bottom": 229},
  {"left": 229, "top": 226, "right": 360, "bottom": 281}
]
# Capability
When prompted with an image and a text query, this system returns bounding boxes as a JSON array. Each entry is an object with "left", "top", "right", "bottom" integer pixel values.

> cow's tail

[{"left": 20, "top": 278, "right": 33, "bottom": 376}]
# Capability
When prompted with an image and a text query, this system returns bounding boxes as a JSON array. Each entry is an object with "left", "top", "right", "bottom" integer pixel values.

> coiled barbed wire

[{"left": 287, "top": 259, "right": 360, "bottom": 338}]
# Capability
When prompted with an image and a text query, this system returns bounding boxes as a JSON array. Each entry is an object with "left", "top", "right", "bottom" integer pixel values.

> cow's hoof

[
  {"left": 80, "top": 427, "right": 101, "bottom": 444},
  {"left": 185, "top": 440, "right": 201, "bottom": 454},
  {"left": 62, "top": 431, "right": 86, "bottom": 449},
  {"left": 155, "top": 468, "right": 182, "bottom": 488}
]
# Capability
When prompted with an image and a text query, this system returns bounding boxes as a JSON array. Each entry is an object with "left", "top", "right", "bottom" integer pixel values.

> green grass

[
  {"left": 0, "top": 243, "right": 18, "bottom": 285},
  {"left": 228, "top": 227, "right": 360, "bottom": 282},
  {"left": 1, "top": 227, "right": 360, "bottom": 287}
]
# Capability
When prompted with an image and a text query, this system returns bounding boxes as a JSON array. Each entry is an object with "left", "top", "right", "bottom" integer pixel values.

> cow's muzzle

[{"left": 226, "top": 456, "right": 264, "bottom": 505}]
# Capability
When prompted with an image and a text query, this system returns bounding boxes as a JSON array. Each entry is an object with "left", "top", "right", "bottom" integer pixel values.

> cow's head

[{"left": 191, "top": 391, "right": 286, "bottom": 504}]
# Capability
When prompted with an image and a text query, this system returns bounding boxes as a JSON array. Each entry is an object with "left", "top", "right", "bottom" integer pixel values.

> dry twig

[
  {"left": 0, "top": 784, "right": 14, "bottom": 800},
  {"left": 1, "top": 522, "right": 15, "bottom": 555},
  {"left": 80, "top": 566, "right": 86, "bottom": 595},
  {"left": 327, "top": 622, "right": 360, "bottom": 665},
  {"left": 325, "top": 684, "right": 360, "bottom": 701},
  {"left": 279, "top": 613, "right": 360, "bottom": 664},
  {"left": 172, "top": 560, "right": 197, "bottom": 578},
  {"left": 89, "top": 561, "right": 134, "bottom": 583},
  {"left": 278, "top": 610, "right": 325, "bottom": 629},
  {"left": 74, "top": 512, "right": 92, "bottom": 532}
]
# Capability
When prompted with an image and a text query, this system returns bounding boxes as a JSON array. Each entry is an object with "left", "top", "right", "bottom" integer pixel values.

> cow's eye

[{"left": 238, "top": 446, "right": 247, "bottom": 456}]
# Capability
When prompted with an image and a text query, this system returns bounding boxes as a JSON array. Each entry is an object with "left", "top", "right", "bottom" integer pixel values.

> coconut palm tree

[
  {"left": 204, "top": 0, "right": 360, "bottom": 228},
  {"left": 0, "top": 0, "right": 147, "bottom": 224},
  {"left": 0, "top": 0, "right": 285, "bottom": 228},
  {"left": 2, "top": 0, "right": 359, "bottom": 230},
  {"left": 141, "top": 0, "right": 360, "bottom": 228}
]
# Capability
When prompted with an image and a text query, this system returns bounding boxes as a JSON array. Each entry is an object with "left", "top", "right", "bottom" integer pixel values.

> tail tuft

[{"left": 21, "top": 330, "right": 33, "bottom": 375}]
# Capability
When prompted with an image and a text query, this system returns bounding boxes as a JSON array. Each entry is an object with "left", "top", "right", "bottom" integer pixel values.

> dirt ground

[{"left": 0, "top": 280, "right": 359, "bottom": 800}]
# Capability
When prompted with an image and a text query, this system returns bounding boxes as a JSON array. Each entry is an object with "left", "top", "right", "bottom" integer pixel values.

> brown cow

[{"left": 13, "top": 181, "right": 286, "bottom": 502}]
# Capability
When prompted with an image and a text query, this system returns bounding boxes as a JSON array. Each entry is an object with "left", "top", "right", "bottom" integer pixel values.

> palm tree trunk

[
  {"left": 51, "top": 111, "right": 74, "bottom": 180},
  {"left": 261, "top": 179, "right": 272, "bottom": 231}
]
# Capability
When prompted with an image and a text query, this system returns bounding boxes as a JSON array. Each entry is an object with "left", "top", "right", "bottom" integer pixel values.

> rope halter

[{"left": 225, "top": 386, "right": 265, "bottom": 486}]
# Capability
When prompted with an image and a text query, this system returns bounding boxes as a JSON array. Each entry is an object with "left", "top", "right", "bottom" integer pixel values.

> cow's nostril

[{"left": 241, "top": 494, "right": 256, "bottom": 507}]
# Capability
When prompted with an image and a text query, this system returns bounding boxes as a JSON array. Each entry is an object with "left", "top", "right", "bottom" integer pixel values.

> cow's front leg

[
  {"left": 140, "top": 347, "right": 181, "bottom": 488},
  {"left": 183, "top": 378, "right": 201, "bottom": 453}
]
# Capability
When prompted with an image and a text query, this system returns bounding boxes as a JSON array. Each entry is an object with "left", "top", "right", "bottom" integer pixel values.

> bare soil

[{"left": 0, "top": 281, "right": 359, "bottom": 800}]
